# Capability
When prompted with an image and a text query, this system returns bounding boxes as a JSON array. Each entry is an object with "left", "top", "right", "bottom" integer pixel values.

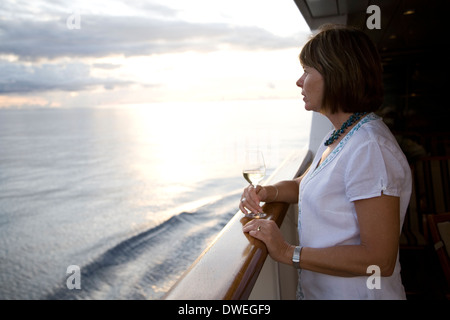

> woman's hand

[
  {"left": 239, "top": 185, "right": 267, "bottom": 215},
  {"left": 242, "top": 219, "right": 294, "bottom": 265}
]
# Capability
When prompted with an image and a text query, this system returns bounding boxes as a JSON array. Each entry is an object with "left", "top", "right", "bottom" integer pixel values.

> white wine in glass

[{"left": 242, "top": 150, "right": 266, "bottom": 218}]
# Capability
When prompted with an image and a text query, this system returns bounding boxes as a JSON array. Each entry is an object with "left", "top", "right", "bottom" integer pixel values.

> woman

[{"left": 240, "top": 24, "right": 412, "bottom": 300}]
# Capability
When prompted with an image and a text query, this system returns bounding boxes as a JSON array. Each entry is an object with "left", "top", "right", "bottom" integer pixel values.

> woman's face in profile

[{"left": 296, "top": 65, "right": 324, "bottom": 113}]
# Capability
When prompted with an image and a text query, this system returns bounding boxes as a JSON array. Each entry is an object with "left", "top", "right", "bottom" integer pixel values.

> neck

[
  {"left": 322, "top": 111, "right": 368, "bottom": 147},
  {"left": 326, "top": 112, "right": 354, "bottom": 130}
]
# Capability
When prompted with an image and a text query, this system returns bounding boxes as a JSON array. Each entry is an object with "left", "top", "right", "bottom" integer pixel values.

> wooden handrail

[
  {"left": 164, "top": 149, "right": 312, "bottom": 300},
  {"left": 228, "top": 201, "right": 291, "bottom": 300}
]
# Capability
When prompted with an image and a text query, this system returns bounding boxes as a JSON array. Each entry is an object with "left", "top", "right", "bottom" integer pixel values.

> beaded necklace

[{"left": 324, "top": 112, "right": 367, "bottom": 146}]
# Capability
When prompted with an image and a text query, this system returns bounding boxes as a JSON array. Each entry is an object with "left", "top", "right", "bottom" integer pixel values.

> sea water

[{"left": 0, "top": 99, "right": 311, "bottom": 299}]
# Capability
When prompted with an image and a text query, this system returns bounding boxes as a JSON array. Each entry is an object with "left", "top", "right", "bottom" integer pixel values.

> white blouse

[{"left": 298, "top": 113, "right": 412, "bottom": 300}]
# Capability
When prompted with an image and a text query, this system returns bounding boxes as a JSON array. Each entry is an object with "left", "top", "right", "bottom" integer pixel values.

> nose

[{"left": 296, "top": 73, "right": 305, "bottom": 88}]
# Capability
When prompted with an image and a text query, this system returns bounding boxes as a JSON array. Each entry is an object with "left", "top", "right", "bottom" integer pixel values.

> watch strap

[{"left": 292, "top": 246, "right": 302, "bottom": 269}]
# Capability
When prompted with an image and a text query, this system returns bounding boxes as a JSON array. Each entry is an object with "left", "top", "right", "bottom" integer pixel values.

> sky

[{"left": 0, "top": 0, "right": 311, "bottom": 109}]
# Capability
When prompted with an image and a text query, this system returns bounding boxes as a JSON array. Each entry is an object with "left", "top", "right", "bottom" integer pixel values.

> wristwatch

[{"left": 292, "top": 246, "right": 303, "bottom": 269}]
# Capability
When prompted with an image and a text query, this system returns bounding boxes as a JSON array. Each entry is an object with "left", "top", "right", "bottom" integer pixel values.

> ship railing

[{"left": 164, "top": 148, "right": 312, "bottom": 300}]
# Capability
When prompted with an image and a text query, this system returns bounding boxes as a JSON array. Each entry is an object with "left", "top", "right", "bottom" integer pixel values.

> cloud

[
  {"left": 92, "top": 63, "right": 122, "bottom": 70},
  {"left": 0, "top": 13, "right": 299, "bottom": 61},
  {"left": 0, "top": 60, "right": 133, "bottom": 94},
  {"left": 0, "top": 0, "right": 305, "bottom": 102}
]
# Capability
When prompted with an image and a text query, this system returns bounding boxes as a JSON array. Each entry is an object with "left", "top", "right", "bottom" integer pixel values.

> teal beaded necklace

[{"left": 324, "top": 112, "right": 367, "bottom": 146}]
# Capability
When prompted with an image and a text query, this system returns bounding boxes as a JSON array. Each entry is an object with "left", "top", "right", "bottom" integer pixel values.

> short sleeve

[{"left": 344, "top": 139, "right": 407, "bottom": 202}]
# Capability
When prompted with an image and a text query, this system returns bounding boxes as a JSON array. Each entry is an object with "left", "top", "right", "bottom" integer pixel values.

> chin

[{"left": 304, "top": 104, "right": 317, "bottom": 112}]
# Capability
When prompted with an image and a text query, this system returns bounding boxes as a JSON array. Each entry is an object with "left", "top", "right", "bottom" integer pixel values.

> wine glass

[{"left": 242, "top": 150, "right": 266, "bottom": 218}]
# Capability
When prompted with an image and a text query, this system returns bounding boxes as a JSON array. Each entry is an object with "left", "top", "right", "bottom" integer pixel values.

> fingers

[
  {"left": 242, "top": 219, "right": 257, "bottom": 232},
  {"left": 243, "top": 220, "right": 292, "bottom": 264},
  {"left": 243, "top": 218, "right": 271, "bottom": 232},
  {"left": 239, "top": 185, "right": 264, "bottom": 214},
  {"left": 242, "top": 219, "right": 265, "bottom": 240},
  {"left": 242, "top": 219, "right": 279, "bottom": 245}
]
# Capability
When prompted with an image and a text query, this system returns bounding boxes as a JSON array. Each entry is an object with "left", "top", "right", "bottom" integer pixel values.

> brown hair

[{"left": 299, "top": 24, "right": 383, "bottom": 114}]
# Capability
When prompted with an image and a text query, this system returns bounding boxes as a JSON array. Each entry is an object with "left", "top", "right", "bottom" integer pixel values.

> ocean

[{"left": 0, "top": 99, "right": 311, "bottom": 300}]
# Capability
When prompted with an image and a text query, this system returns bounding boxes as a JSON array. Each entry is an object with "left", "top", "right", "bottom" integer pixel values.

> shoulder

[
  {"left": 348, "top": 114, "right": 403, "bottom": 157},
  {"left": 343, "top": 114, "right": 410, "bottom": 175},
  {"left": 343, "top": 116, "right": 411, "bottom": 200}
]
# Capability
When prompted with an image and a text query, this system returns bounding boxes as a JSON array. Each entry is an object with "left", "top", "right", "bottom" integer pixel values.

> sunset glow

[{"left": 0, "top": 0, "right": 310, "bottom": 109}]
